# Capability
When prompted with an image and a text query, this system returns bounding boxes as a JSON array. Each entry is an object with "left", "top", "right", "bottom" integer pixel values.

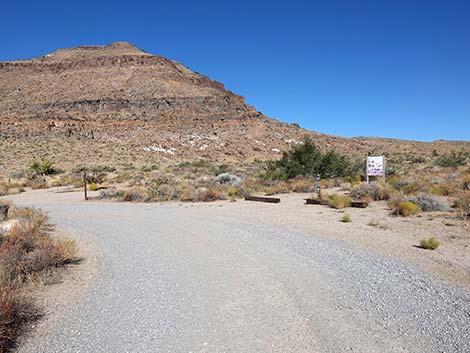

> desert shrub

[
  {"left": 28, "top": 160, "right": 60, "bottom": 177},
  {"left": 0, "top": 182, "right": 25, "bottom": 197},
  {"left": 439, "top": 180, "right": 459, "bottom": 196},
  {"left": 407, "top": 194, "right": 447, "bottom": 212},
  {"left": 350, "top": 182, "right": 390, "bottom": 201},
  {"left": 420, "top": 237, "right": 440, "bottom": 250},
  {"left": 461, "top": 173, "right": 470, "bottom": 190},
  {"left": 328, "top": 194, "right": 352, "bottom": 209},
  {"left": 396, "top": 201, "right": 421, "bottom": 217},
  {"left": 386, "top": 160, "right": 404, "bottom": 176},
  {"left": 264, "top": 181, "right": 290, "bottom": 196},
  {"left": 320, "top": 179, "right": 331, "bottom": 189},
  {"left": 389, "top": 177, "right": 417, "bottom": 194},
  {"left": 141, "top": 164, "right": 160, "bottom": 173},
  {"left": 196, "top": 188, "right": 225, "bottom": 202},
  {"left": 454, "top": 192, "right": 470, "bottom": 219},
  {"left": 146, "top": 184, "right": 172, "bottom": 201},
  {"left": 0, "top": 209, "right": 77, "bottom": 286},
  {"left": 435, "top": 151, "right": 469, "bottom": 168},
  {"left": 212, "top": 164, "right": 230, "bottom": 176},
  {"left": 226, "top": 186, "right": 241, "bottom": 200},
  {"left": 214, "top": 173, "right": 241, "bottom": 187},
  {"left": 88, "top": 183, "right": 98, "bottom": 191},
  {"left": 0, "top": 204, "right": 74, "bottom": 352},
  {"left": 145, "top": 176, "right": 170, "bottom": 188},
  {"left": 27, "top": 176, "right": 47, "bottom": 190},
  {"left": 121, "top": 190, "right": 144, "bottom": 202},
  {"left": 0, "top": 286, "right": 39, "bottom": 353},
  {"left": 7, "top": 207, "right": 49, "bottom": 236},
  {"left": 292, "top": 179, "right": 314, "bottom": 193},
  {"left": 98, "top": 188, "right": 119, "bottom": 199},
  {"left": 341, "top": 214, "right": 351, "bottom": 222},
  {"left": 9, "top": 170, "right": 27, "bottom": 180},
  {"left": 73, "top": 165, "right": 115, "bottom": 174},
  {"left": 388, "top": 193, "right": 405, "bottom": 212},
  {"left": 263, "top": 136, "right": 356, "bottom": 180}
]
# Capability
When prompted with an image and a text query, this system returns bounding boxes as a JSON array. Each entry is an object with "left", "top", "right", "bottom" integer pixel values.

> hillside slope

[{"left": 0, "top": 42, "right": 468, "bottom": 172}]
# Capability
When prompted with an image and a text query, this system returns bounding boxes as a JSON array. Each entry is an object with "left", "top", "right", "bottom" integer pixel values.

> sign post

[
  {"left": 83, "top": 172, "right": 88, "bottom": 201},
  {"left": 315, "top": 174, "right": 321, "bottom": 198},
  {"left": 366, "top": 156, "right": 385, "bottom": 183}
]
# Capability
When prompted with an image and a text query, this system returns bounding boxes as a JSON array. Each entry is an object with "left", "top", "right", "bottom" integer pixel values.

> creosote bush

[
  {"left": 420, "top": 237, "right": 440, "bottom": 250},
  {"left": 263, "top": 136, "right": 359, "bottom": 180}
]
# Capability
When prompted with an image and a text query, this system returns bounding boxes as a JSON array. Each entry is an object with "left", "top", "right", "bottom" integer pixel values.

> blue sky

[{"left": 1, "top": 1, "right": 469, "bottom": 141}]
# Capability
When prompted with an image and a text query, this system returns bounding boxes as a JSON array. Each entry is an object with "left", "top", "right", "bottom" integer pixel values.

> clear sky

[{"left": 1, "top": 0, "right": 469, "bottom": 142}]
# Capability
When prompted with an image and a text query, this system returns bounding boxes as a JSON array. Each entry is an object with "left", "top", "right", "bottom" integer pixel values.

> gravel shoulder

[{"left": 3, "top": 188, "right": 470, "bottom": 353}]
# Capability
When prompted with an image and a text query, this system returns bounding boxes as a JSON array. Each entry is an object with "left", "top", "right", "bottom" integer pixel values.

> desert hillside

[{"left": 0, "top": 41, "right": 469, "bottom": 172}]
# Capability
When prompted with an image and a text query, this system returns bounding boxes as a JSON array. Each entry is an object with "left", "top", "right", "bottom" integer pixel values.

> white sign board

[{"left": 367, "top": 156, "right": 385, "bottom": 176}]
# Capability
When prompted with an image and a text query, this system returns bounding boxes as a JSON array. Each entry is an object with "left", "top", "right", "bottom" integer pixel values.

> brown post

[{"left": 83, "top": 172, "right": 88, "bottom": 200}]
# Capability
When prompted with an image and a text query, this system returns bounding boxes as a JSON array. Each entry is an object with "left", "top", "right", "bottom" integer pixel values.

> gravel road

[{"left": 10, "top": 193, "right": 470, "bottom": 353}]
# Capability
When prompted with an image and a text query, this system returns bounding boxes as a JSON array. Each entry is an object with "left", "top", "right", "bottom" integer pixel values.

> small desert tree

[{"left": 264, "top": 136, "right": 356, "bottom": 180}]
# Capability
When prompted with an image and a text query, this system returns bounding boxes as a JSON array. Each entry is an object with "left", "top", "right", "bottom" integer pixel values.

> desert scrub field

[
  {"left": 3, "top": 138, "right": 469, "bottom": 218},
  {"left": 0, "top": 201, "right": 77, "bottom": 352}
]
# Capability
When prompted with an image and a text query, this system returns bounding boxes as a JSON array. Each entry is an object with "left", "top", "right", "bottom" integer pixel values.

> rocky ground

[{"left": 3, "top": 187, "right": 469, "bottom": 353}]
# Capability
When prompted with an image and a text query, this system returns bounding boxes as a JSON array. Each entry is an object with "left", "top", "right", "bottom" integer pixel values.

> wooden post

[
  {"left": 366, "top": 157, "right": 369, "bottom": 183},
  {"left": 83, "top": 172, "right": 88, "bottom": 200},
  {"left": 383, "top": 156, "right": 386, "bottom": 183}
]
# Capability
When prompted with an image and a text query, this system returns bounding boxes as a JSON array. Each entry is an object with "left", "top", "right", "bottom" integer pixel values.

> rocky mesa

[{"left": 0, "top": 41, "right": 469, "bottom": 172}]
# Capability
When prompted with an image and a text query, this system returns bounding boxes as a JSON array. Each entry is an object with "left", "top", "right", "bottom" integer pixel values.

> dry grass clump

[
  {"left": 0, "top": 182, "right": 25, "bottom": 197},
  {"left": 264, "top": 181, "right": 291, "bottom": 196},
  {"left": 420, "top": 237, "right": 440, "bottom": 250},
  {"left": 291, "top": 179, "right": 314, "bottom": 193},
  {"left": 0, "top": 203, "right": 77, "bottom": 352},
  {"left": 0, "top": 208, "right": 77, "bottom": 285},
  {"left": 396, "top": 201, "right": 421, "bottom": 217},
  {"left": 328, "top": 194, "right": 352, "bottom": 209}
]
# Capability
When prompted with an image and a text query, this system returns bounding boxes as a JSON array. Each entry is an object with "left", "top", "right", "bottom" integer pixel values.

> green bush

[
  {"left": 397, "top": 201, "right": 421, "bottom": 217},
  {"left": 420, "top": 237, "right": 440, "bottom": 250},
  {"left": 263, "top": 136, "right": 357, "bottom": 180},
  {"left": 341, "top": 214, "right": 351, "bottom": 222},
  {"left": 435, "top": 151, "right": 469, "bottom": 168},
  {"left": 28, "top": 160, "right": 60, "bottom": 177}
]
